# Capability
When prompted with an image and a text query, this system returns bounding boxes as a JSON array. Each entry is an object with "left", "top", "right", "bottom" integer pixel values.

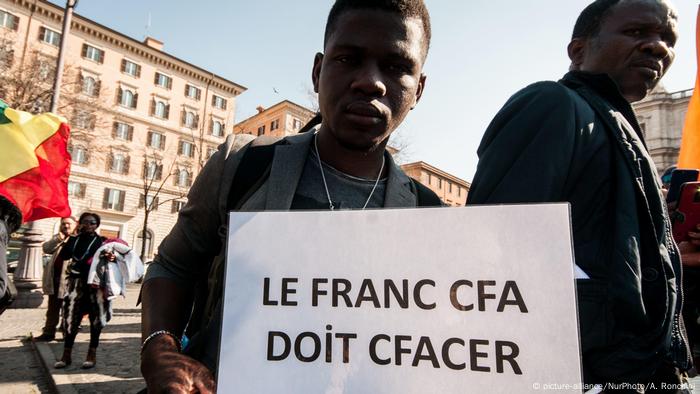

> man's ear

[
  {"left": 312, "top": 52, "right": 323, "bottom": 94},
  {"left": 411, "top": 74, "right": 427, "bottom": 110},
  {"left": 567, "top": 38, "right": 586, "bottom": 70}
]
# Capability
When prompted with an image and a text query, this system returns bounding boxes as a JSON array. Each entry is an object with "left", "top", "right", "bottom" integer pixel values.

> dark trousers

[
  {"left": 64, "top": 321, "right": 101, "bottom": 349},
  {"left": 41, "top": 294, "right": 63, "bottom": 336}
]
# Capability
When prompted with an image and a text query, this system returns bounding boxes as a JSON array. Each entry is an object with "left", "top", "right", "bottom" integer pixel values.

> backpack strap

[
  {"left": 410, "top": 177, "right": 443, "bottom": 206},
  {"left": 226, "top": 140, "right": 285, "bottom": 211}
]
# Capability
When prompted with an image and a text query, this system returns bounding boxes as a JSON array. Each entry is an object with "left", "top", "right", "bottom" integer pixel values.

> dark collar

[{"left": 560, "top": 71, "right": 645, "bottom": 145}]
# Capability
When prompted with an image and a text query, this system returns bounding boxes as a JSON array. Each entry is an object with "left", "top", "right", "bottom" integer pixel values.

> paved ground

[{"left": 0, "top": 283, "right": 143, "bottom": 394}]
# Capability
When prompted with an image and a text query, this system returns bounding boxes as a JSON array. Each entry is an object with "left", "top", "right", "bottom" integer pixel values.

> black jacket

[{"left": 467, "top": 71, "right": 690, "bottom": 384}]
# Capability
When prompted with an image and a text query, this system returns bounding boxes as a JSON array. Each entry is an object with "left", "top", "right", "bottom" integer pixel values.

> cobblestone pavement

[
  {"left": 0, "top": 305, "right": 51, "bottom": 393},
  {"left": 41, "top": 283, "right": 144, "bottom": 394}
]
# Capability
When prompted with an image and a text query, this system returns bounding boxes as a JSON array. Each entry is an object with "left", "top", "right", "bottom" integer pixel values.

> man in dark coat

[{"left": 467, "top": 0, "right": 691, "bottom": 390}]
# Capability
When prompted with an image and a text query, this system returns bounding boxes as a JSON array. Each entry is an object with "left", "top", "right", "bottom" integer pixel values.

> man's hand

[
  {"left": 678, "top": 224, "right": 700, "bottom": 267},
  {"left": 141, "top": 335, "right": 215, "bottom": 393}
]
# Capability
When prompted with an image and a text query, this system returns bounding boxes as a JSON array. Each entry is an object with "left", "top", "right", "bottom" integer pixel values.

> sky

[{"left": 49, "top": 0, "right": 699, "bottom": 182}]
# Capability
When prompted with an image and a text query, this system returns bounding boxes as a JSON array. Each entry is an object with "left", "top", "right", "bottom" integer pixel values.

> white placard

[{"left": 219, "top": 205, "right": 582, "bottom": 393}]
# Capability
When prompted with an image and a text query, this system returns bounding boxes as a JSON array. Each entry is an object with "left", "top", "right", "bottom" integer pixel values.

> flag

[
  {"left": 678, "top": 5, "right": 700, "bottom": 172},
  {"left": 0, "top": 99, "right": 72, "bottom": 222}
]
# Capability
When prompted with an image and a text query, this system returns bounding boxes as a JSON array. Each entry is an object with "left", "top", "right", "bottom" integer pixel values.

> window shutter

[
  {"left": 139, "top": 193, "right": 145, "bottom": 208},
  {"left": 124, "top": 156, "right": 130, "bottom": 175},
  {"left": 120, "top": 58, "right": 126, "bottom": 72},
  {"left": 194, "top": 114, "right": 199, "bottom": 128},
  {"left": 149, "top": 99, "right": 155, "bottom": 116},
  {"left": 89, "top": 115, "right": 96, "bottom": 130},
  {"left": 211, "top": 95, "right": 215, "bottom": 106},
  {"left": 102, "top": 188, "right": 109, "bottom": 209},
  {"left": 156, "top": 164, "right": 163, "bottom": 181},
  {"left": 171, "top": 201, "right": 177, "bottom": 213},
  {"left": 81, "top": 43, "right": 88, "bottom": 58},
  {"left": 222, "top": 123, "right": 226, "bottom": 135},
  {"left": 98, "top": 49, "right": 104, "bottom": 64},
  {"left": 160, "top": 135, "right": 166, "bottom": 150},
  {"left": 222, "top": 99, "right": 227, "bottom": 110},
  {"left": 38, "top": 26, "right": 45, "bottom": 41},
  {"left": 11, "top": 15, "right": 19, "bottom": 31},
  {"left": 184, "top": 85, "right": 189, "bottom": 96},
  {"left": 196, "top": 88, "right": 201, "bottom": 101},
  {"left": 132, "top": 93, "right": 138, "bottom": 109},
  {"left": 106, "top": 153, "right": 113, "bottom": 172},
  {"left": 135, "top": 64, "right": 141, "bottom": 78},
  {"left": 167, "top": 77, "right": 172, "bottom": 90},
  {"left": 112, "top": 122, "right": 118, "bottom": 138},
  {"left": 146, "top": 131, "right": 153, "bottom": 147},
  {"left": 187, "top": 172, "right": 193, "bottom": 187},
  {"left": 154, "top": 197, "right": 159, "bottom": 210},
  {"left": 142, "top": 161, "right": 147, "bottom": 179},
  {"left": 164, "top": 104, "right": 170, "bottom": 120},
  {"left": 180, "top": 110, "right": 186, "bottom": 126},
  {"left": 79, "top": 183, "right": 86, "bottom": 198},
  {"left": 177, "top": 140, "right": 183, "bottom": 155},
  {"left": 116, "top": 88, "right": 122, "bottom": 105},
  {"left": 118, "top": 191, "right": 125, "bottom": 211},
  {"left": 77, "top": 73, "right": 84, "bottom": 94},
  {"left": 128, "top": 125, "right": 134, "bottom": 141},
  {"left": 94, "top": 80, "right": 101, "bottom": 97},
  {"left": 154, "top": 73, "right": 159, "bottom": 85}
]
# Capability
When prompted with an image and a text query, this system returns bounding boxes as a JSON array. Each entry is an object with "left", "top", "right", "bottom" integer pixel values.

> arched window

[
  {"left": 121, "top": 89, "right": 134, "bottom": 107},
  {"left": 155, "top": 101, "right": 167, "bottom": 118},
  {"left": 177, "top": 169, "right": 191, "bottom": 187},
  {"left": 82, "top": 76, "right": 96, "bottom": 96},
  {"left": 185, "top": 111, "right": 195, "bottom": 128}
]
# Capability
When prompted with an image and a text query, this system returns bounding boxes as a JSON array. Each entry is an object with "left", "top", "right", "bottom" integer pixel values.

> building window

[
  {"left": 69, "top": 145, "right": 88, "bottom": 165},
  {"left": 112, "top": 122, "right": 133, "bottom": 141},
  {"left": 39, "top": 27, "right": 60, "bottom": 47},
  {"left": 147, "top": 131, "right": 165, "bottom": 150},
  {"left": 185, "top": 84, "right": 201, "bottom": 100},
  {"left": 67, "top": 181, "right": 86, "bottom": 198},
  {"left": 212, "top": 95, "right": 227, "bottom": 110},
  {"left": 108, "top": 152, "right": 129, "bottom": 175},
  {"left": 176, "top": 169, "right": 192, "bottom": 187},
  {"left": 437, "top": 178, "right": 442, "bottom": 189},
  {"left": 0, "top": 10, "right": 19, "bottom": 31},
  {"left": 103, "top": 188, "right": 125, "bottom": 211},
  {"left": 457, "top": 187, "right": 462, "bottom": 197},
  {"left": 81, "top": 75, "right": 99, "bottom": 97},
  {"left": 139, "top": 194, "right": 159, "bottom": 211},
  {"left": 117, "top": 87, "right": 138, "bottom": 109},
  {"left": 143, "top": 161, "right": 163, "bottom": 181},
  {"left": 448, "top": 182, "right": 452, "bottom": 193},
  {"left": 211, "top": 120, "right": 224, "bottom": 137},
  {"left": 154, "top": 72, "right": 172, "bottom": 89},
  {"left": 37, "top": 59, "right": 55, "bottom": 81},
  {"left": 81, "top": 44, "right": 104, "bottom": 64},
  {"left": 182, "top": 110, "right": 198, "bottom": 128},
  {"left": 171, "top": 200, "right": 186, "bottom": 213},
  {"left": 257, "top": 125, "right": 265, "bottom": 136},
  {"left": 151, "top": 99, "right": 170, "bottom": 119},
  {"left": 136, "top": 229, "right": 153, "bottom": 258},
  {"left": 72, "top": 109, "right": 95, "bottom": 130},
  {"left": 292, "top": 118, "right": 302, "bottom": 130},
  {"left": 270, "top": 119, "right": 279, "bottom": 131},
  {"left": 121, "top": 59, "right": 141, "bottom": 77},
  {"left": 178, "top": 140, "right": 194, "bottom": 158}
]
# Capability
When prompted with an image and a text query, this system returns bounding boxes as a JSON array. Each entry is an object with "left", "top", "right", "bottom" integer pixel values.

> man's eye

[
  {"left": 387, "top": 64, "right": 410, "bottom": 73},
  {"left": 336, "top": 56, "right": 355, "bottom": 64},
  {"left": 626, "top": 29, "right": 643, "bottom": 36}
]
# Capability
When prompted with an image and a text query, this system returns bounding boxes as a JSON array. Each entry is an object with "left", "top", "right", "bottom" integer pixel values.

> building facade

[
  {"left": 633, "top": 84, "right": 692, "bottom": 173},
  {"left": 234, "top": 100, "right": 316, "bottom": 137},
  {"left": 401, "top": 162, "right": 469, "bottom": 206},
  {"left": 0, "top": 0, "right": 245, "bottom": 259}
]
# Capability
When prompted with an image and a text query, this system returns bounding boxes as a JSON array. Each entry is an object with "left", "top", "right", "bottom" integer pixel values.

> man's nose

[
  {"left": 641, "top": 36, "right": 673, "bottom": 61},
  {"left": 350, "top": 64, "right": 387, "bottom": 97}
]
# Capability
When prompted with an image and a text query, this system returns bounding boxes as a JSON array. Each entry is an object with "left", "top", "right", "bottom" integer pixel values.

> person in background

[
  {"left": 0, "top": 195, "right": 21, "bottom": 315},
  {"left": 35, "top": 216, "right": 77, "bottom": 342},
  {"left": 54, "top": 212, "right": 105, "bottom": 369}
]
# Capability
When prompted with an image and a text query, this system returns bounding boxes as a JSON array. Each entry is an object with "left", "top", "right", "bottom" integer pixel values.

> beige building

[
  {"left": 235, "top": 100, "right": 316, "bottom": 137},
  {"left": 633, "top": 84, "right": 692, "bottom": 173},
  {"left": 401, "top": 162, "right": 470, "bottom": 206},
  {"left": 0, "top": 0, "right": 245, "bottom": 258}
]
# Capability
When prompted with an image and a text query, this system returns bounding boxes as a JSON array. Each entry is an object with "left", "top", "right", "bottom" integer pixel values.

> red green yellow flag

[
  {"left": 0, "top": 99, "right": 72, "bottom": 222},
  {"left": 678, "top": 5, "right": 700, "bottom": 171}
]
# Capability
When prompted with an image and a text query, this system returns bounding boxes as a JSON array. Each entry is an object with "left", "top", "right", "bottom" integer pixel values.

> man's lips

[
  {"left": 631, "top": 60, "right": 662, "bottom": 78},
  {"left": 344, "top": 102, "right": 385, "bottom": 126}
]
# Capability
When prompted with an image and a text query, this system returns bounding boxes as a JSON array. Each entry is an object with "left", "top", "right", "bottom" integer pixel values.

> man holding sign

[
  {"left": 140, "top": 0, "right": 438, "bottom": 392},
  {"left": 467, "top": 0, "right": 691, "bottom": 390}
]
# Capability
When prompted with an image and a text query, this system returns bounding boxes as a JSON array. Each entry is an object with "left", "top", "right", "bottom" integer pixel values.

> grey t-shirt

[{"left": 291, "top": 148, "right": 387, "bottom": 210}]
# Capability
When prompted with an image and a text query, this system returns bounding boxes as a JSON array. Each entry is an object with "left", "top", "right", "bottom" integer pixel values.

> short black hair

[
  {"left": 78, "top": 212, "right": 101, "bottom": 227},
  {"left": 572, "top": 0, "right": 623, "bottom": 40},
  {"left": 323, "top": 0, "right": 431, "bottom": 60}
]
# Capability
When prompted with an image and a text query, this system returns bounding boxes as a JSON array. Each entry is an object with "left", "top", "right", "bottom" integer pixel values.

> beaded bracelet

[{"left": 141, "top": 330, "right": 182, "bottom": 354}]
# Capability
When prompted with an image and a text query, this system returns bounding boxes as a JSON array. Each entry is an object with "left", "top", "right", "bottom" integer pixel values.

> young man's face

[
  {"left": 313, "top": 9, "right": 426, "bottom": 152},
  {"left": 59, "top": 218, "right": 76, "bottom": 236},
  {"left": 572, "top": 0, "right": 677, "bottom": 102}
]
